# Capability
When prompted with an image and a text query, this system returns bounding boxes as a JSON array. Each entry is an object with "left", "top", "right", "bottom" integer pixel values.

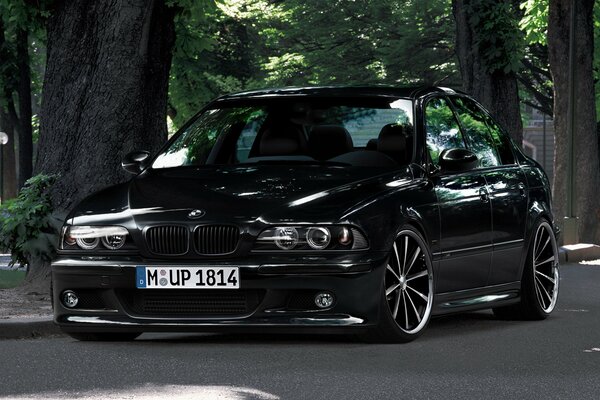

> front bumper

[{"left": 52, "top": 252, "right": 387, "bottom": 334}]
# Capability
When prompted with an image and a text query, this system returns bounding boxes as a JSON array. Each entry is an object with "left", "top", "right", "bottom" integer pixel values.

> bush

[{"left": 0, "top": 174, "right": 60, "bottom": 267}]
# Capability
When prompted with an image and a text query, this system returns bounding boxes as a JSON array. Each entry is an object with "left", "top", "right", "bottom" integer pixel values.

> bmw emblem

[{"left": 188, "top": 209, "right": 206, "bottom": 219}]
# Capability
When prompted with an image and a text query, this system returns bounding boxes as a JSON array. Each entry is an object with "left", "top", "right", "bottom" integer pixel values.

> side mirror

[
  {"left": 438, "top": 148, "right": 478, "bottom": 173},
  {"left": 122, "top": 150, "right": 150, "bottom": 175}
]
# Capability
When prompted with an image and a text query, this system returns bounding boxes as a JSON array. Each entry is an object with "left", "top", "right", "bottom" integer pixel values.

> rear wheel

[
  {"left": 493, "top": 219, "right": 559, "bottom": 320},
  {"left": 66, "top": 332, "right": 141, "bottom": 341},
  {"left": 364, "top": 227, "right": 434, "bottom": 343}
]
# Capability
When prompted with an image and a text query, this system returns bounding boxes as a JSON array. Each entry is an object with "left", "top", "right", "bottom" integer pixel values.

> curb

[
  {"left": 0, "top": 317, "right": 61, "bottom": 340},
  {"left": 560, "top": 244, "right": 600, "bottom": 264}
]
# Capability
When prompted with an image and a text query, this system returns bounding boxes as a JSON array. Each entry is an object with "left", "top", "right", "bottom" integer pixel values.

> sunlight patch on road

[
  {"left": 580, "top": 259, "right": 600, "bottom": 266},
  {"left": 2, "top": 385, "right": 280, "bottom": 400},
  {"left": 583, "top": 348, "right": 600, "bottom": 353}
]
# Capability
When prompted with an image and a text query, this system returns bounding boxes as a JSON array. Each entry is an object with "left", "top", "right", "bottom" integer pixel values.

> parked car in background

[{"left": 52, "top": 86, "right": 559, "bottom": 342}]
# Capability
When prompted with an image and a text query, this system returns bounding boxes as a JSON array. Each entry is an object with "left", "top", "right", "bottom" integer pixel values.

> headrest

[
  {"left": 366, "top": 138, "right": 378, "bottom": 151},
  {"left": 308, "top": 125, "right": 354, "bottom": 160},
  {"left": 377, "top": 124, "right": 407, "bottom": 154}
]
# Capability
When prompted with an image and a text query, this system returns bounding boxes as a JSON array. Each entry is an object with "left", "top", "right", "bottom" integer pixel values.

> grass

[{"left": 0, "top": 269, "right": 26, "bottom": 289}]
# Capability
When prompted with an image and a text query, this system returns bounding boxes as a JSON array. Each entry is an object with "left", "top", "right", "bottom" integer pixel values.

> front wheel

[
  {"left": 364, "top": 227, "right": 434, "bottom": 343},
  {"left": 493, "top": 219, "right": 559, "bottom": 320}
]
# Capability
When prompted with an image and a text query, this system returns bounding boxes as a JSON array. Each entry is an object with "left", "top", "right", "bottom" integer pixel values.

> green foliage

[
  {"left": 519, "top": 0, "right": 600, "bottom": 119},
  {"left": 168, "top": 0, "right": 458, "bottom": 129},
  {"left": 0, "top": 0, "right": 48, "bottom": 116},
  {"left": 465, "top": 0, "right": 524, "bottom": 74},
  {"left": 0, "top": 174, "right": 59, "bottom": 267},
  {"left": 168, "top": 0, "right": 254, "bottom": 128},
  {"left": 520, "top": 0, "right": 548, "bottom": 45}
]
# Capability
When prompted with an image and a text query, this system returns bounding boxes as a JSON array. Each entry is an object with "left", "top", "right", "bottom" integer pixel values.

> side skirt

[{"left": 432, "top": 282, "right": 521, "bottom": 316}]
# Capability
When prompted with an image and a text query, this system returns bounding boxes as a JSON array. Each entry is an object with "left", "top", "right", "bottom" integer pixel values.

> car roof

[{"left": 216, "top": 85, "right": 464, "bottom": 102}]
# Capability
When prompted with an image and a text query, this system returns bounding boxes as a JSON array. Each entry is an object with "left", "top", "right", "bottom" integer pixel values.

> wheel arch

[{"left": 518, "top": 213, "right": 555, "bottom": 280}]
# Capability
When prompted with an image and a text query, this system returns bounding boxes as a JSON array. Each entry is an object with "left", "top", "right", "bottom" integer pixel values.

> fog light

[
  {"left": 314, "top": 292, "right": 335, "bottom": 308},
  {"left": 62, "top": 290, "right": 79, "bottom": 308}
]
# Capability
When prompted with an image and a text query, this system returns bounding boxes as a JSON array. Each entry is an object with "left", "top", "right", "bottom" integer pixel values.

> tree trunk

[
  {"left": 452, "top": 0, "right": 524, "bottom": 145},
  {"left": 16, "top": 28, "right": 33, "bottom": 190},
  {"left": 0, "top": 20, "right": 18, "bottom": 200},
  {"left": 548, "top": 0, "right": 600, "bottom": 244},
  {"left": 0, "top": 107, "right": 18, "bottom": 201},
  {"left": 35, "top": 0, "right": 176, "bottom": 212}
]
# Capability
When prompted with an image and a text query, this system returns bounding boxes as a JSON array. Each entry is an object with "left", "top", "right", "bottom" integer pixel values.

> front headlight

[
  {"left": 62, "top": 226, "right": 131, "bottom": 251},
  {"left": 254, "top": 225, "right": 368, "bottom": 251}
]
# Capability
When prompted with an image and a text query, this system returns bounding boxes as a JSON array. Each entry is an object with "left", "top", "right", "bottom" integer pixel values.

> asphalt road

[{"left": 1, "top": 262, "right": 599, "bottom": 400}]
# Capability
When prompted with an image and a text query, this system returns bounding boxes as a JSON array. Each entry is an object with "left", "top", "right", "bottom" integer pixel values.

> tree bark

[
  {"left": 0, "top": 105, "right": 18, "bottom": 201},
  {"left": 0, "top": 20, "right": 18, "bottom": 200},
  {"left": 452, "top": 0, "right": 524, "bottom": 145},
  {"left": 16, "top": 27, "right": 33, "bottom": 190},
  {"left": 548, "top": 0, "right": 600, "bottom": 244},
  {"left": 35, "top": 0, "right": 176, "bottom": 212}
]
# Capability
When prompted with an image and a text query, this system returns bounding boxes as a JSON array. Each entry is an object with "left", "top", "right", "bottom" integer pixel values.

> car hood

[{"left": 70, "top": 165, "right": 414, "bottom": 225}]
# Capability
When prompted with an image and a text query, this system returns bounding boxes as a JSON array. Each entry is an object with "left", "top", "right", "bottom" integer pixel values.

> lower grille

[
  {"left": 119, "top": 289, "right": 264, "bottom": 316},
  {"left": 287, "top": 291, "right": 320, "bottom": 311},
  {"left": 73, "top": 290, "right": 107, "bottom": 310}
]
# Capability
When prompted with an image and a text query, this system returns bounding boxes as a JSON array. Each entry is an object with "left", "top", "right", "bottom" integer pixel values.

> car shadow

[{"left": 133, "top": 310, "right": 527, "bottom": 345}]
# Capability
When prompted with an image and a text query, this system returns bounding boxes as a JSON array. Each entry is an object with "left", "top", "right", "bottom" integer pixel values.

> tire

[
  {"left": 66, "top": 332, "right": 142, "bottom": 341},
  {"left": 493, "top": 219, "right": 559, "bottom": 320},
  {"left": 363, "top": 226, "right": 434, "bottom": 343}
]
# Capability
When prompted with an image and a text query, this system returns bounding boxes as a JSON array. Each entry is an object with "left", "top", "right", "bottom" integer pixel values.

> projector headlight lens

[
  {"left": 306, "top": 227, "right": 331, "bottom": 250},
  {"left": 274, "top": 227, "right": 299, "bottom": 250}
]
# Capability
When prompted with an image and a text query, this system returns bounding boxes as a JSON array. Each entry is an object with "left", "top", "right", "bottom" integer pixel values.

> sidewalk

[
  {"left": 0, "top": 247, "right": 598, "bottom": 340},
  {"left": 0, "top": 253, "right": 58, "bottom": 339}
]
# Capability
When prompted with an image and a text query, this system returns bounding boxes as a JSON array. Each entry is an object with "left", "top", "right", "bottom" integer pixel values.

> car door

[
  {"left": 449, "top": 96, "right": 528, "bottom": 285},
  {"left": 425, "top": 96, "right": 493, "bottom": 293}
]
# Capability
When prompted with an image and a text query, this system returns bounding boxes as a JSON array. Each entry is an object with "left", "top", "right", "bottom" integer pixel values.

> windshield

[{"left": 152, "top": 98, "right": 414, "bottom": 169}]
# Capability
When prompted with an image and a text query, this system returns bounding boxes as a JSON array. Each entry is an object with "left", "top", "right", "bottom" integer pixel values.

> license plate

[{"left": 136, "top": 266, "right": 239, "bottom": 289}]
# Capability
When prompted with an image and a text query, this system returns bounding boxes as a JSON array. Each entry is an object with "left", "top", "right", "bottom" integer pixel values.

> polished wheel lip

[
  {"left": 532, "top": 221, "right": 559, "bottom": 314},
  {"left": 385, "top": 230, "right": 434, "bottom": 335}
]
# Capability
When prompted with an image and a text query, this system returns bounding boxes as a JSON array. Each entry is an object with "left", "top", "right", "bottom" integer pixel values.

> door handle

[
  {"left": 479, "top": 187, "right": 489, "bottom": 203},
  {"left": 518, "top": 183, "right": 526, "bottom": 197}
]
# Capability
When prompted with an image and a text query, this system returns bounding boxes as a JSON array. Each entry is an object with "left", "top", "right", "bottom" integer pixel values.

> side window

[
  {"left": 483, "top": 114, "right": 516, "bottom": 165},
  {"left": 451, "top": 97, "right": 500, "bottom": 168},
  {"left": 425, "top": 97, "right": 465, "bottom": 165}
]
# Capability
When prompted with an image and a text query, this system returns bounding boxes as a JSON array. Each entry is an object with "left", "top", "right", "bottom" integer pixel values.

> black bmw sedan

[{"left": 52, "top": 86, "right": 559, "bottom": 342}]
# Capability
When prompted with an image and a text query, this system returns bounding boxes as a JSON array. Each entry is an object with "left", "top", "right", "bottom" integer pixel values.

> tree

[
  {"left": 258, "top": 0, "right": 458, "bottom": 87},
  {"left": 0, "top": 1, "right": 41, "bottom": 198},
  {"left": 0, "top": 17, "right": 18, "bottom": 200},
  {"left": 167, "top": 0, "right": 462, "bottom": 127},
  {"left": 35, "top": 0, "right": 177, "bottom": 211},
  {"left": 517, "top": 43, "right": 553, "bottom": 117},
  {"left": 169, "top": 1, "right": 255, "bottom": 128},
  {"left": 548, "top": 0, "right": 600, "bottom": 244},
  {"left": 519, "top": 1, "right": 554, "bottom": 117},
  {"left": 452, "top": 0, "right": 524, "bottom": 145},
  {"left": 15, "top": 24, "right": 32, "bottom": 189}
]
